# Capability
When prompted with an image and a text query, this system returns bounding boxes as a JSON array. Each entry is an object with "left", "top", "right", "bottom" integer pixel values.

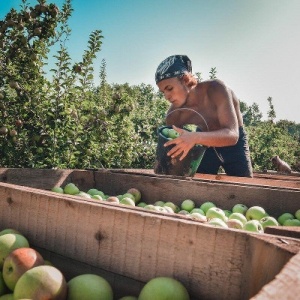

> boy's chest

[{"left": 176, "top": 100, "right": 219, "bottom": 131}]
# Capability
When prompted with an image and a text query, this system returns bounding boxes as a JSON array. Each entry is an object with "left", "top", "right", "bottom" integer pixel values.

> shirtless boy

[{"left": 155, "top": 54, "right": 253, "bottom": 177}]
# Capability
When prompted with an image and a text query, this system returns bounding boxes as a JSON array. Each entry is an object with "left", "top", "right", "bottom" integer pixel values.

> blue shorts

[{"left": 197, "top": 127, "right": 253, "bottom": 177}]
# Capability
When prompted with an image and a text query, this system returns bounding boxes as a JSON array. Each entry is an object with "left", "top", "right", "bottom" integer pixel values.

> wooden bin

[{"left": 0, "top": 168, "right": 299, "bottom": 299}]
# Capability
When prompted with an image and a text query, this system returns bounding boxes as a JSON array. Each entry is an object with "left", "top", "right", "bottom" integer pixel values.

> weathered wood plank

[{"left": 0, "top": 182, "right": 299, "bottom": 300}]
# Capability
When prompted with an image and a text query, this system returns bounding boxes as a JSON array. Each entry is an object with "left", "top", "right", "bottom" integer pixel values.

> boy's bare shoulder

[
  {"left": 205, "top": 78, "right": 226, "bottom": 88},
  {"left": 201, "top": 79, "right": 230, "bottom": 97}
]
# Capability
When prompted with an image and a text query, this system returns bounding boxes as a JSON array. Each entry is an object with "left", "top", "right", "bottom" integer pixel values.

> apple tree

[
  {"left": 246, "top": 122, "right": 298, "bottom": 171},
  {"left": 0, "top": 0, "right": 74, "bottom": 167}
]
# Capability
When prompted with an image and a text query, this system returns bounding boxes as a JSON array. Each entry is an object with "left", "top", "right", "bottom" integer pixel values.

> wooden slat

[
  {"left": 0, "top": 182, "right": 299, "bottom": 300},
  {"left": 110, "top": 168, "right": 300, "bottom": 189}
]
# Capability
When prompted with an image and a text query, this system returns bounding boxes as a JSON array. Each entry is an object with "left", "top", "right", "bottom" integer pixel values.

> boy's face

[{"left": 157, "top": 77, "right": 188, "bottom": 107}]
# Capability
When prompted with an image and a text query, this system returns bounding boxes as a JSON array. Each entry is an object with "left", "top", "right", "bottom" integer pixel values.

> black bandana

[{"left": 155, "top": 55, "right": 192, "bottom": 84}]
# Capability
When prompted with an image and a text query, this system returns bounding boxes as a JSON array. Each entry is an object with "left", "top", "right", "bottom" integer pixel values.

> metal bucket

[{"left": 154, "top": 125, "right": 207, "bottom": 177}]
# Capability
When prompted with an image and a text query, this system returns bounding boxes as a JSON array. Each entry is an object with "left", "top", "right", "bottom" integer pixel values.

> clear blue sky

[{"left": 2, "top": 0, "right": 300, "bottom": 122}]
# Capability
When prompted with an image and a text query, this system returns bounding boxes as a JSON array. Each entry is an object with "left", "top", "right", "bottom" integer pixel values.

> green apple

[
  {"left": 0, "top": 294, "right": 14, "bottom": 300},
  {"left": 63, "top": 183, "right": 80, "bottom": 195},
  {"left": 138, "top": 277, "right": 189, "bottom": 300},
  {"left": 152, "top": 205, "right": 162, "bottom": 212},
  {"left": 44, "top": 260, "right": 53, "bottom": 266},
  {"left": 120, "top": 197, "right": 135, "bottom": 206},
  {"left": 14, "top": 265, "right": 67, "bottom": 299},
  {"left": 283, "top": 219, "right": 300, "bottom": 226},
  {"left": 163, "top": 206, "right": 175, "bottom": 214},
  {"left": 67, "top": 274, "right": 113, "bottom": 300},
  {"left": 190, "top": 208, "right": 205, "bottom": 215},
  {"left": 243, "top": 220, "right": 264, "bottom": 233},
  {"left": 200, "top": 201, "right": 216, "bottom": 214},
  {"left": 260, "top": 216, "right": 279, "bottom": 229},
  {"left": 0, "top": 229, "right": 21, "bottom": 237},
  {"left": 0, "top": 234, "right": 29, "bottom": 268},
  {"left": 161, "top": 128, "right": 170, "bottom": 138},
  {"left": 92, "top": 195, "right": 103, "bottom": 200},
  {"left": 223, "top": 210, "right": 232, "bottom": 218},
  {"left": 178, "top": 210, "right": 190, "bottom": 215},
  {"left": 154, "top": 201, "right": 165, "bottom": 207},
  {"left": 190, "top": 213, "right": 207, "bottom": 222},
  {"left": 229, "top": 213, "right": 248, "bottom": 225},
  {"left": 51, "top": 186, "right": 64, "bottom": 194},
  {"left": 278, "top": 212, "right": 295, "bottom": 225},
  {"left": 121, "top": 193, "right": 136, "bottom": 201},
  {"left": 208, "top": 218, "right": 228, "bottom": 228},
  {"left": 168, "top": 129, "right": 179, "bottom": 139},
  {"left": 245, "top": 206, "right": 266, "bottom": 221},
  {"left": 0, "top": 293, "right": 14, "bottom": 299},
  {"left": 127, "top": 188, "right": 142, "bottom": 203},
  {"left": 76, "top": 191, "right": 92, "bottom": 199},
  {"left": 164, "top": 202, "right": 177, "bottom": 213},
  {"left": 206, "top": 207, "right": 226, "bottom": 221},
  {"left": 137, "top": 202, "right": 147, "bottom": 208},
  {"left": 232, "top": 204, "right": 248, "bottom": 215},
  {"left": 143, "top": 205, "right": 156, "bottom": 210},
  {"left": 226, "top": 219, "right": 244, "bottom": 229},
  {"left": 3, "top": 247, "right": 44, "bottom": 291},
  {"left": 181, "top": 199, "right": 195, "bottom": 212},
  {"left": 0, "top": 271, "right": 9, "bottom": 296},
  {"left": 295, "top": 209, "right": 300, "bottom": 221},
  {"left": 87, "top": 189, "right": 105, "bottom": 197}
]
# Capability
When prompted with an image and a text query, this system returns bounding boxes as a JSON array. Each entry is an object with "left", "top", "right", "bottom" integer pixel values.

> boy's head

[{"left": 155, "top": 55, "right": 192, "bottom": 84}]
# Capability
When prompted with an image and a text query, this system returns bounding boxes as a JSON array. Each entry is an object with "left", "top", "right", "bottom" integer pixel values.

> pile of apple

[
  {"left": 51, "top": 183, "right": 300, "bottom": 234},
  {"left": 51, "top": 183, "right": 142, "bottom": 207},
  {"left": 0, "top": 230, "right": 190, "bottom": 299},
  {"left": 145, "top": 199, "right": 300, "bottom": 233}
]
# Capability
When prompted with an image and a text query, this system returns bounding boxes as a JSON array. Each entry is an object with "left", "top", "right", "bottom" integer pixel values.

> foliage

[
  {"left": 246, "top": 122, "right": 298, "bottom": 171},
  {"left": 0, "top": 0, "right": 299, "bottom": 173},
  {"left": 240, "top": 101, "right": 263, "bottom": 126},
  {"left": 267, "top": 97, "right": 276, "bottom": 122}
]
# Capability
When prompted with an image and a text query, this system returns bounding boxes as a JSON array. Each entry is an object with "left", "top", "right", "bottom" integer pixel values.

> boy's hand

[{"left": 164, "top": 125, "right": 198, "bottom": 161}]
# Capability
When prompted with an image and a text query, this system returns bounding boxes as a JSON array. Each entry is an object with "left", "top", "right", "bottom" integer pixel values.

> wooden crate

[{"left": 0, "top": 168, "right": 299, "bottom": 299}]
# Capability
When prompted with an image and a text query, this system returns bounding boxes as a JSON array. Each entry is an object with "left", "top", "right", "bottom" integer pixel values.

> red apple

[
  {"left": 226, "top": 219, "right": 244, "bottom": 230},
  {"left": 106, "top": 196, "right": 120, "bottom": 204},
  {"left": 126, "top": 188, "right": 141, "bottom": 203},
  {"left": 0, "top": 234, "right": 29, "bottom": 268},
  {"left": 3, "top": 247, "right": 45, "bottom": 291}
]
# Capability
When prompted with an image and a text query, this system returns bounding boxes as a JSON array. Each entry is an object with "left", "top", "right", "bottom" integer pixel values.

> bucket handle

[
  {"left": 166, "top": 108, "right": 209, "bottom": 132},
  {"left": 165, "top": 107, "right": 224, "bottom": 164}
]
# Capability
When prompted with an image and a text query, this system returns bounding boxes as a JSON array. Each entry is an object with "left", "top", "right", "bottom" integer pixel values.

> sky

[{"left": 1, "top": 0, "right": 300, "bottom": 123}]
